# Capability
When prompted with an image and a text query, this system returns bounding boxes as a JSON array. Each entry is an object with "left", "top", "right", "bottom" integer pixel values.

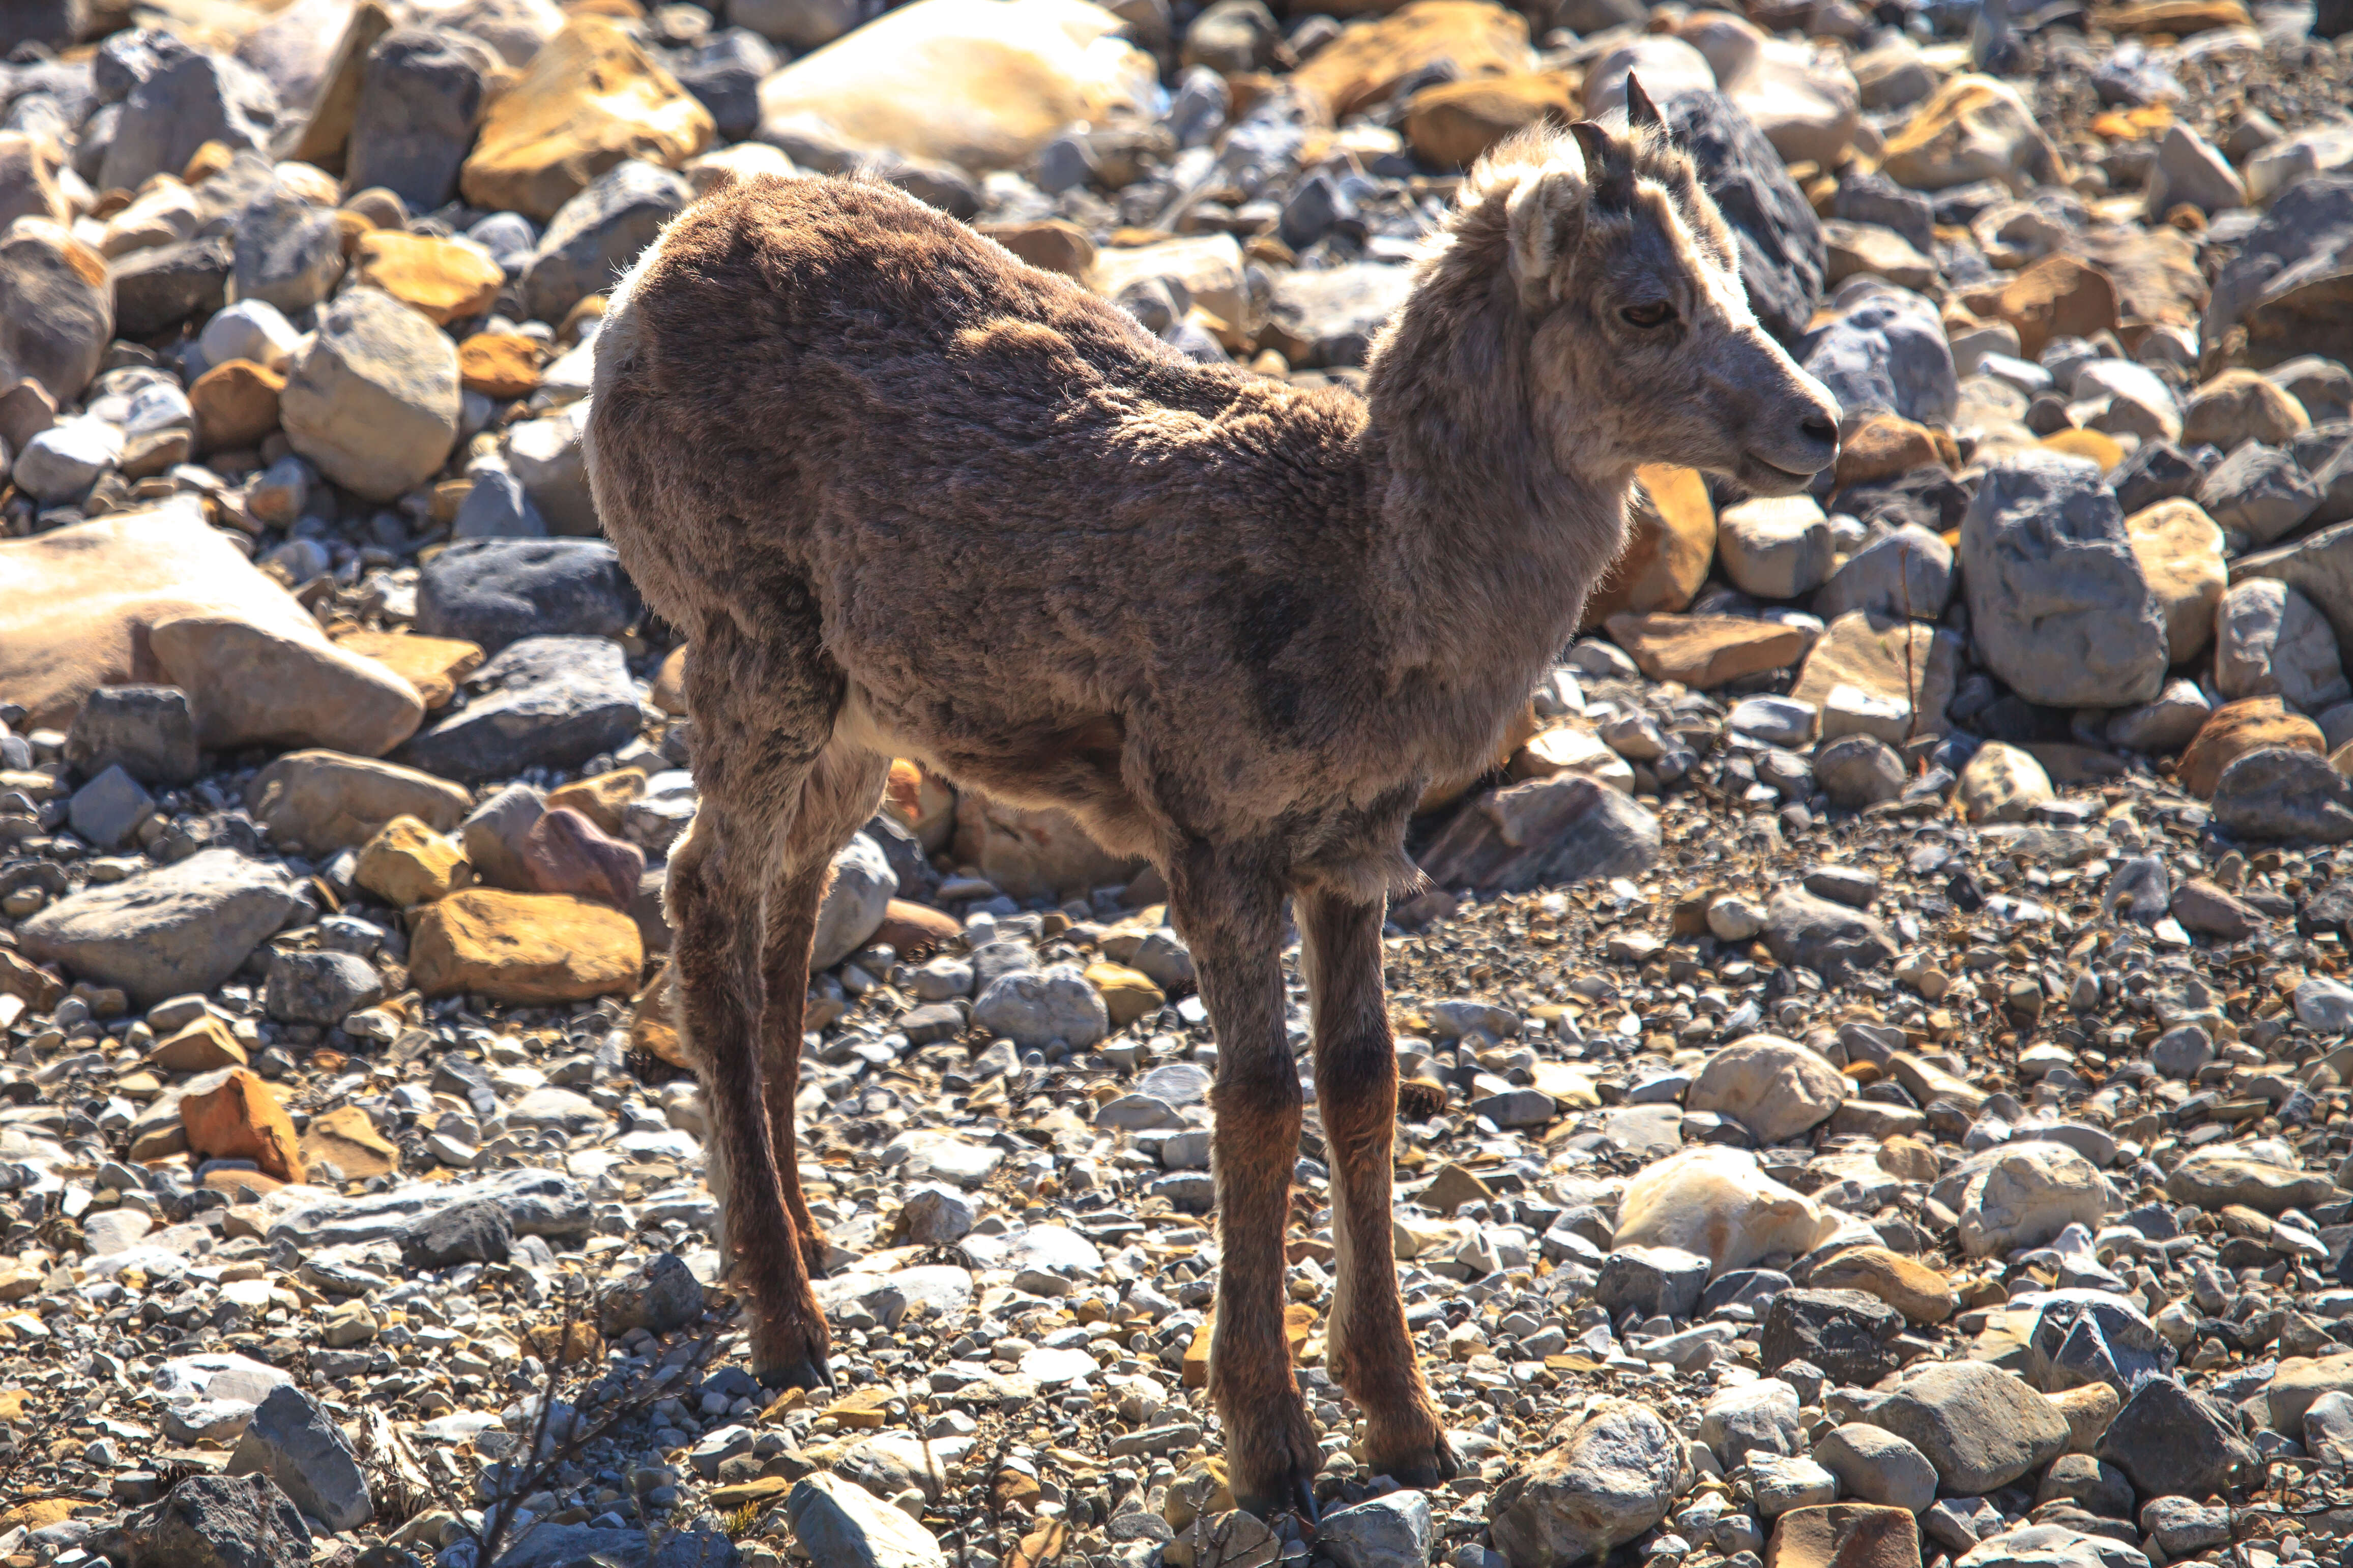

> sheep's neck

[{"left": 1357, "top": 274, "right": 1633, "bottom": 765}]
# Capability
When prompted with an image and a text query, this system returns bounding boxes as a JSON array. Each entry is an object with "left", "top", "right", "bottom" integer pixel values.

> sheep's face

[{"left": 1491, "top": 88, "right": 1842, "bottom": 496}]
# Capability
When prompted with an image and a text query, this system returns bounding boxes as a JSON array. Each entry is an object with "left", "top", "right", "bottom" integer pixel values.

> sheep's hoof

[
  {"left": 1233, "top": 1470, "right": 1322, "bottom": 1528},
  {"left": 753, "top": 1352, "right": 834, "bottom": 1393},
  {"left": 1372, "top": 1429, "right": 1461, "bottom": 1490}
]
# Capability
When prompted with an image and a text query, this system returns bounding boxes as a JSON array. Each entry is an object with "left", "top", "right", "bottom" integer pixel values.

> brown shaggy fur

[{"left": 584, "top": 84, "right": 1838, "bottom": 1518}]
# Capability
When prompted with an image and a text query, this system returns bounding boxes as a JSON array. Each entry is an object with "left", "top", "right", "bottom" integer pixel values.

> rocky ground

[{"left": 6, "top": 0, "right": 2353, "bottom": 1565}]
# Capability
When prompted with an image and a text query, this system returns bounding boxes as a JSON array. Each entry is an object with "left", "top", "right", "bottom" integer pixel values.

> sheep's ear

[
  {"left": 1572, "top": 119, "right": 1635, "bottom": 208},
  {"left": 1625, "top": 72, "right": 1663, "bottom": 131},
  {"left": 1505, "top": 163, "right": 1586, "bottom": 304}
]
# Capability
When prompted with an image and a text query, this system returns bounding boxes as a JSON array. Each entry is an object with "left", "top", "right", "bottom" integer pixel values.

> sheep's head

[{"left": 1460, "top": 79, "right": 1842, "bottom": 496}]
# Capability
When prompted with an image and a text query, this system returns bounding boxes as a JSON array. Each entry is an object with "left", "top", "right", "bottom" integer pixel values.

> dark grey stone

[
  {"left": 669, "top": 27, "right": 773, "bottom": 142},
  {"left": 2212, "top": 745, "right": 2353, "bottom": 844},
  {"left": 67, "top": 764, "right": 154, "bottom": 849},
  {"left": 263, "top": 949, "right": 384, "bottom": 1026},
  {"left": 2108, "top": 437, "right": 2209, "bottom": 515},
  {"left": 414, "top": 537, "right": 640, "bottom": 652},
  {"left": 1801, "top": 286, "right": 1958, "bottom": 426},
  {"left": 397, "top": 635, "right": 643, "bottom": 784},
  {"left": 1764, "top": 886, "right": 1895, "bottom": 983},
  {"left": 1595, "top": 1245, "right": 1711, "bottom": 1320},
  {"left": 65, "top": 684, "right": 200, "bottom": 784},
  {"left": 110, "top": 235, "right": 233, "bottom": 338},
  {"left": 231, "top": 188, "right": 344, "bottom": 316},
  {"left": 1759, "top": 1287, "right": 1904, "bottom": 1385},
  {"left": 1664, "top": 90, "right": 1825, "bottom": 346},
  {"left": 521, "top": 159, "right": 693, "bottom": 326},
  {"left": 1416, "top": 774, "right": 1662, "bottom": 895},
  {"left": 451, "top": 465, "right": 547, "bottom": 539},
  {"left": 116, "top": 1473, "right": 310, "bottom": 1568},
  {"left": 225, "top": 1386, "right": 371, "bottom": 1533},
  {"left": 94, "top": 27, "right": 197, "bottom": 104},
  {"left": 399, "top": 1198, "right": 513, "bottom": 1268},
  {"left": 99, "top": 49, "right": 279, "bottom": 193},
  {"left": 1831, "top": 169, "right": 1935, "bottom": 258},
  {"left": 2097, "top": 1376, "right": 2259, "bottom": 1501},
  {"left": 2197, "top": 439, "right": 2322, "bottom": 544},
  {"left": 599, "top": 1252, "right": 706, "bottom": 1336},
  {"left": 346, "top": 28, "right": 485, "bottom": 216}
]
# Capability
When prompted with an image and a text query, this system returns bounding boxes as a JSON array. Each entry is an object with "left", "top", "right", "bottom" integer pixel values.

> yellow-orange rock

[
  {"left": 2098, "top": 0, "right": 2249, "bottom": 31},
  {"left": 300, "top": 1103, "right": 400, "bottom": 1180},
  {"left": 1403, "top": 73, "right": 1576, "bottom": 167},
  {"left": 1881, "top": 74, "right": 2067, "bottom": 194},
  {"left": 2040, "top": 428, "right": 2125, "bottom": 469},
  {"left": 630, "top": 961, "right": 690, "bottom": 1068},
  {"left": 978, "top": 219, "right": 1097, "bottom": 279},
  {"left": 180, "top": 1068, "right": 305, "bottom": 1182},
  {"left": 2178, "top": 696, "right": 2326, "bottom": 798},
  {"left": 357, "top": 815, "right": 472, "bottom": 905},
  {"left": 1959, "top": 255, "right": 2119, "bottom": 358},
  {"left": 147, "top": 1015, "right": 247, "bottom": 1073},
  {"left": 328, "top": 628, "right": 484, "bottom": 708},
  {"left": 354, "top": 231, "right": 506, "bottom": 325},
  {"left": 2126, "top": 499, "right": 2226, "bottom": 665},
  {"left": 1835, "top": 416, "right": 1952, "bottom": 488},
  {"left": 1086, "top": 960, "right": 1165, "bottom": 1026},
  {"left": 876, "top": 897, "right": 962, "bottom": 955},
  {"left": 410, "top": 889, "right": 646, "bottom": 1002},
  {"left": 548, "top": 767, "right": 646, "bottom": 835},
  {"left": 1605, "top": 613, "right": 1812, "bottom": 688},
  {"left": 1294, "top": 1, "right": 1535, "bottom": 123},
  {"left": 244, "top": 749, "right": 473, "bottom": 852},
  {"left": 460, "top": 17, "right": 714, "bottom": 221},
  {"left": 190, "top": 359, "right": 285, "bottom": 451},
  {"left": 1809, "top": 1245, "right": 1959, "bottom": 1323},
  {"left": 0, "top": 1500, "right": 79, "bottom": 1534},
  {"left": 1582, "top": 466, "right": 1716, "bottom": 628},
  {"left": 457, "top": 331, "right": 543, "bottom": 400},
  {"left": 651, "top": 643, "right": 688, "bottom": 714}
]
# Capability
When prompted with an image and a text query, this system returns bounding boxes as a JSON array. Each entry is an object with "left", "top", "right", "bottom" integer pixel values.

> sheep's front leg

[
  {"left": 1171, "top": 848, "right": 1322, "bottom": 1522},
  {"left": 1298, "top": 885, "right": 1458, "bottom": 1488}
]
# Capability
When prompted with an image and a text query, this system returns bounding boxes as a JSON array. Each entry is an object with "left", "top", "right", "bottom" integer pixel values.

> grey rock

[
  {"left": 110, "top": 234, "right": 234, "bottom": 337},
  {"left": 1700, "top": 1378, "right": 1803, "bottom": 1467},
  {"left": 2302, "top": 1389, "right": 2353, "bottom": 1466},
  {"left": 1487, "top": 1400, "right": 1679, "bottom": 1568},
  {"left": 523, "top": 159, "right": 693, "bottom": 326},
  {"left": 1760, "top": 1288, "right": 1904, "bottom": 1385},
  {"left": 903, "top": 1183, "right": 977, "bottom": 1245},
  {"left": 2213, "top": 578, "right": 2347, "bottom": 710},
  {"left": 459, "top": 783, "right": 546, "bottom": 890},
  {"left": 814, "top": 833, "right": 897, "bottom": 970},
  {"left": 2035, "top": 1455, "right": 2135, "bottom": 1520},
  {"left": 100, "top": 51, "right": 279, "bottom": 193},
  {"left": 670, "top": 27, "right": 774, "bottom": 142},
  {"left": 2138, "top": 1498, "right": 2229, "bottom": 1557},
  {"left": 346, "top": 28, "right": 484, "bottom": 215},
  {"left": 1815, "top": 734, "right": 1907, "bottom": 808},
  {"left": 1, "top": 225, "right": 112, "bottom": 404},
  {"left": 415, "top": 538, "right": 640, "bottom": 652},
  {"left": 231, "top": 189, "right": 343, "bottom": 316},
  {"left": 485, "top": 1527, "right": 738, "bottom": 1568},
  {"left": 1802, "top": 287, "right": 1957, "bottom": 426},
  {"left": 2236, "top": 517, "right": 2353, "bottom": 653},
  {"left": 1831, "top": 168, "right": 1935, "bottom": 258},
  {"left": 18, "top": 848, "right": 304, "bottom": 1007},
  {"left": 1320, "top": 1490, "right": 1434, "bottom": 1568},
  {"left": 1813, "top": 1423, "right": 1937, "bottom": 1512},
  {"left": 972, "top": 962, "right": 1110, "bottom": 1050},
  {"left": 2149, "top": 1024, "right": 2213, "bottom": 1080},
  {"left": 1267, "top": 262, "right": 1413, "bottom": 370},
  {"left": 224, "top": 1385, "right": 371, "bottom": 1532},
  {"left": 118, "top": 1474, "right": 310, "bottom": 1568},
  {"left": 599, "top": 1252, "right": 705, "bottom": 1335},
  {"left": 1764, "top": 886, "right": 1895, "bottom": 983},
  {"left": 1417, "top": 774, "right": 1661, "bottom": 896},
  {"left": 398, "top": 1198, "right": 512, "bottom": 1268},
  {"left": 782, "top": 1473, "right": 945, "bottom": 1568},
  {"left": 2109, "top": 439, "right": 2208, "bottom": 516},
  {"left": 398, "top": 636, "right": 641, "bottom": 784},
  {"left": 268, "top": 1168, "right": 591, "bottom": 1248},
  {"left": 2211, "top": 745, "right": 2353, "bottom": 843},
  {"left": 2104, "top": 678, "right": 2212, "bottom": 753},
  {"left": 1871, "top": 1359, "right": 2070, "bottom": 1495},
  {"left": 2200, "top": 175, "right": 2353, "bottom": 351},
  {"left": 1813, "top": 523, "right": 1954, "bottom": 622},
  {"left": 95, "top": 27, "right": 197, "bottom": 104},
  {"left": 1960, "top": 451, "right": 2169, "bottom": 709},
  {"left": 13, "top": 416, "right": 119, "bottom": 501},
  {"left": 1183, "top": 0, "right": 1279, "bottom": 73},
  {"left": 452, "top": 463, "right": 547, "bottom": 539},
  {"left": 2198, "top": 439, "right": 2322, "bottom": 543},
  {"left": 2097, "top": 1376, "right": 2259, "bottom": 1500},
  {"left": 68, "top": 763, "right": 154, "bottom": 849},
  {"left": 66, "top": 684, "right": 200, "bottom": 784},
  {"left": 1595, "top": 1244, "right": 1711, "bottom": 1320},
  {"left": 1, "top": 0, "right": 87, "bottom": 49},
  {"left": 1665, "top": 91, "right": 1824, "bottom": 345},
  {"left": 2025, "top": 1290, "right": 2173, "bottom": 1398},
  {"left": 279, "top": 285, "right": 461, "bottom": 501},
  {"left": 263, "top": 949, "right": 383, "bottom": 1026}
]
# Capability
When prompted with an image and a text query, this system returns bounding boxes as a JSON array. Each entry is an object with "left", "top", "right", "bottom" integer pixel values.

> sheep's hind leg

[
  {"left": 1298, "top": 885, "right": 1458, "bottom": 1489},
  {"left": 671, "top": 620, "right": 839, "bottom": 1391},
  {"left": 1172, "top": 845, "right": 1323, "bottom": 1523},
  {"left": 760, "top": 742, "right": 890, "bottom": 1282}
]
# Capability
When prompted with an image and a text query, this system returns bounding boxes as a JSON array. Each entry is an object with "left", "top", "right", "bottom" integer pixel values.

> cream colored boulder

[
  {"left": 1687, "top": 1034, "right": 1847, "bottom": 1145},
  {"left": 2126, "top": 499, "right": 2226, "bottom": 665},
  {"left": 756, "top": 0, "right": 1158, "bottom": 174},
  {"left": 0, "top": 501, "right": 423, "bottom": 754},
  {"left": 1958, "top": 1142, "right": 2110, "bottom": 1258},
  {"left": 1679, "top": 13, "right": 1860, "bottom": 167},
  {"left": 1614, "top": 1146, "right": 1845, "bottom": 1276}
]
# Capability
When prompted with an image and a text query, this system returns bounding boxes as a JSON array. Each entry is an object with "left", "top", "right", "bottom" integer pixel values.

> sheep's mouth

[{"left": 1733, "top": 454, "right": 1820, "bottom": 495}]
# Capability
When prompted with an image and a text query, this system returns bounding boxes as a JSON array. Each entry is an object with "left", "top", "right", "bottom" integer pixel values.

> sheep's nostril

[{"left": 1799, "top": 413, "right": 1839, "bottom": 450}]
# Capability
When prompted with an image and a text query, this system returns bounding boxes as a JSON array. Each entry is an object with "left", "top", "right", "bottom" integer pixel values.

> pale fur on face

[{"left": 1412, "top": 108, "right": 1841, "bottom": 495}]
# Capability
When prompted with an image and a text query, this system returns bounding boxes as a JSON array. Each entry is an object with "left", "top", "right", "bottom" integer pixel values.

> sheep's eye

[{"left": 1620, "top": 301, "right": 1675, "bottom": 328}]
